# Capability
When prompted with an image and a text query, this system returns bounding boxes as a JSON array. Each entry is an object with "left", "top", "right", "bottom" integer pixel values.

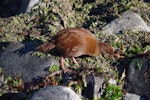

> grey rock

[
  {"left": 0, "top": 0, "right": 21, "bottom": 17},
  {"left": 29, "top": 86, "right": 82, "bottom": 100},
  {"left": 0, "top": 92, "right": 27, "bottom": 100},
  {"left": 125, "top": 55, "right": 150, "bottom": 96},
  {"left": 0, "top": 0, "right": 40, "bottom": 17},
  {"left": 108, "top": 78, "right": 117, "bottom": 85},
  {"left": 83, "top": 75, "right": 105, "bottom": 99},
  {"left": 140, "top": 96, "right": 150, "bottom": 100},
  {"left": 0, "top": 42, "right": 57, "bottom": 83},
  {"left": 124, "top": 93, "right": 140, "bottom": 100},
  {"left": 102, "top": 11, "right": 150, "bottom": 34},
  {"left": 18, "top": 0, "right": 40, "bottom": 13},
  {"left": 144, "top": 0, "right": 150, "bottom": 3}
]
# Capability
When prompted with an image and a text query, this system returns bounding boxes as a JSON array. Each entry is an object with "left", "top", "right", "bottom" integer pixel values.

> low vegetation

[{"left": 0, "top": 0, "right": 149, "bottom": 99}]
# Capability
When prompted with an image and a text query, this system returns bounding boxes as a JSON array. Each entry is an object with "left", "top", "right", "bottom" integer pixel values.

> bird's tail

[
  {"left": 98, "top": 42, "right": 114, "bottom": 55},
  {"left": 36, "top": 40, "right": 56, "bottom": 52}
]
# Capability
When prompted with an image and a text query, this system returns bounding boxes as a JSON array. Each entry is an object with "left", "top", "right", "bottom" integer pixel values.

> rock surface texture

[
  {"left": 18, "top": 0, "right": 40, "bottom": 13},
  {"left": 0, "top": 0, "right": 40, "bottom": 17},
  {"left": 124, "top": 93, "right": 140, "bottom": 100},
  {"left": 30, "top": 86, "right": 82, "bottom": 100},
  {"left": 125, "top": 54, "right": 150, "bottom": 96},
  {"left": 102, "top": 11, "right": 150, "bottom": 34},
  {"left": 0, "top": 42, "right": 57, "bottom": 83},
  {"left": 83, "top": 75, "right": 105, "bottom": 99}
]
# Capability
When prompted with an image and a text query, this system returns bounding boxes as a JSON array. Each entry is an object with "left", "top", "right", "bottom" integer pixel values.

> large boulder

[
  {"left": 0, "top": 0, "right": 40, "bottom": 17},
  {"left": 18, "top": 0, "right": 40, "bottom": 13},
  {"left": 29, "top": 86, "right": 82, "bottom": 100},
  {"left": 0, "top": 42, "right": 57, "bottom": 83},
  {"left": 125, "top": 54, "right": 150, "bottom": 96},
  {"left": 102, "top": 11, "right": 150, "bottom": 34}
]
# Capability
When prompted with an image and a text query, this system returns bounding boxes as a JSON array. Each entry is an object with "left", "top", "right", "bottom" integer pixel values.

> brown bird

[{"left": 36, "top": 28, "right": 113, "bottom": 71}]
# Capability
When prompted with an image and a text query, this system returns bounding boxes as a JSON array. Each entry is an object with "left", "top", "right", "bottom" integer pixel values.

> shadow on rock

[
  {"left": 0, "top": 93, "right": 27, "bottom": 100},
  {"left": 0, "top": 41, "right": 58, "bottom": 83},
  {"left": 0, "top": 0, "right": 39, "bottom": 18}
]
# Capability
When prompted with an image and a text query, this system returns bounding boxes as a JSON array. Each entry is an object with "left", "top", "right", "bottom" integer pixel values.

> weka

[{"left": 36, "top": 28, "right": 113, "bottom": 71}]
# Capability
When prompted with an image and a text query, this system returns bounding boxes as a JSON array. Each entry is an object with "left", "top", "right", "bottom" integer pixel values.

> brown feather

[
  {"left": 36, "top": 28, "right": 114, "bottom": 70},
  {"left": 36, "top": 28, "right": 114, "bottom": 56},
  {"left": 36, "top": 40, "right": 55, "bottom": 52},
  {"left": 98, "top": 42, "right": 114, "bottom": 55}
]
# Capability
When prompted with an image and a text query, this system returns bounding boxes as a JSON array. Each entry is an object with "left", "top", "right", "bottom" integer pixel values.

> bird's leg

[
  {"left": 60, "top": 57, "right": 71, "bottom": 72},
  {"left": 71, "top": 57, "right": 79, "bottom": 65},
  {"left": 60, "top": 56, "right": 65, "bottom": 71}
]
